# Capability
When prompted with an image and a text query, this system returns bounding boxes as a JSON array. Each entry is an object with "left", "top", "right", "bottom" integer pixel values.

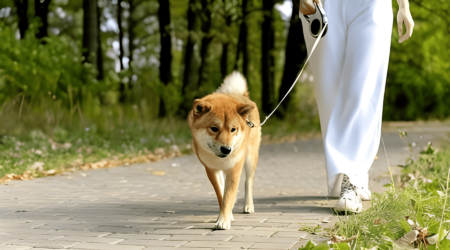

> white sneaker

[
  {"left": 334, "top": 174, "right": 363, "bottom": 213},
  {"left": 356, "top": 187, "right": 372, "bottom": 201}
]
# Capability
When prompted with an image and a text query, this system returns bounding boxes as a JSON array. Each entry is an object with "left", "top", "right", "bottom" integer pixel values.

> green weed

[{"left": 328, "top": 139, "right": 450, "bottom": 249}]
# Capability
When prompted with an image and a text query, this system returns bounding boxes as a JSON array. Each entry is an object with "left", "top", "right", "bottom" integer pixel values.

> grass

[
  {"left": 0, "top": 105, "right": 320, "bottom": 180},
  {"left": 326, "top": 138, "right": 450, "bottom": 249},
  {"left": 0, "top": 118, "right": 194, "bottom": 180}
]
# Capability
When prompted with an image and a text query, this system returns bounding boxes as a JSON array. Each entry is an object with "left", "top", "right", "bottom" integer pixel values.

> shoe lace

[{"left": 340, "top": 174, "right": 357, "bottom": 197}]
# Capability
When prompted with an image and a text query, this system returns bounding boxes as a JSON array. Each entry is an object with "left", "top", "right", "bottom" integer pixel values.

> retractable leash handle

[
  {"left": 258, "top": 5, "right": 328, "bottom": 127},
  {"left": 303, "top": 2, "right": 328, "bottom": 38}
]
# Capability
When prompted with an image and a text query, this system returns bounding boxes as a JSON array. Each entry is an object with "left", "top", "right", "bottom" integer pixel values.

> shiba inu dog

[{"left": 188, "top": 72, "right": 261, "bottom": 230}]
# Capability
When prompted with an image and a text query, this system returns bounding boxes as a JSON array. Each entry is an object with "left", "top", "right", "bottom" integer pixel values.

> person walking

[{"left": 299, "top": 0, "right": 414, "bottom": 212}]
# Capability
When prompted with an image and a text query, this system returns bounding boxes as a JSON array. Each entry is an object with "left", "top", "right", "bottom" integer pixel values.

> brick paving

[{"left": 0, "top": 123, "right": 448, "bottom": 250}]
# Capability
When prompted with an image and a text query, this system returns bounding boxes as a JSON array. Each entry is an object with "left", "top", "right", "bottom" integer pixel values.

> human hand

[
  {"left": 300, "top": 0, "right": 322, "bottom": 15},
  {"left": 397, "top": 0, "right": 414, "bottom": 43}
]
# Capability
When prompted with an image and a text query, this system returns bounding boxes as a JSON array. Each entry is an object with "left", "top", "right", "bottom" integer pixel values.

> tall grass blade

[
  {"left": 19, "top": 94, "right": 25, "bottom": 120},
  {"left": 437, "top": 166, "right": 450, "bottom": 249},
  {"left": 381, "top": 135, "right": 396, "bottom": 191}
]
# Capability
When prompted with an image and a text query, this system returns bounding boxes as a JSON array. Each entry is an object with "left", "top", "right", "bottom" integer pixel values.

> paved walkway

[{"left": 1, "top": 123, "right": 448, "bottom": 250}]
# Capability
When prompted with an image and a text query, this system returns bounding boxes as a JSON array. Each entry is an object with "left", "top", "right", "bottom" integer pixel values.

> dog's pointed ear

[
  {"left": 237, "top": 103, "right": 254, "bottom": 117},
  {"left": 192, "top": 99, "right": 211, "bottom": 117}
]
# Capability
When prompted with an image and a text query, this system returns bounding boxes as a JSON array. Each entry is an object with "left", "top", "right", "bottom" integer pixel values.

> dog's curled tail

[{"left": 215, "top": 71, "right": 249, "bottom": 98}]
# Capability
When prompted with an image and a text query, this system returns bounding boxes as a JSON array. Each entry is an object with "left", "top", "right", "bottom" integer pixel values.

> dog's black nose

[{"left": 220, "top": 146, "right": 232, "bottom": 155}]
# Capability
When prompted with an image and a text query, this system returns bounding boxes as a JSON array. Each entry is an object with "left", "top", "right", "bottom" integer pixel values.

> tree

[
  {"left": 233, "top": 0, "right": 249, "bottom": 78},
  {"left": 128, "top": 0, "right": 135, "bottom": 67},
  {"left": 14, "top": 0, "right": 29, "bottom": 39},
  {"left": 220, "top": 1, "right": 232, "bottom": 80},
  {"left": 82, "top": 0, "right": 103, "bottom": 80},
  {"left": 96, "top": 3, "right": 103, "bottom": 80},
  {"left": 34, "top": 0, "right": 50, "bottom": 41},
  {"left": 180, "top": 0, "right": 198, "bottom": 114},
  {"left": 197, "top": 0, "right": 214, "bottom": 90},
  {"left": 118, "top": 0, "right": 126, "bottom": 101},
  {"left": 277, "top": 0, "right": 307, "bottom": 117},
  {"left": 261, "top": 0, "right": 276, "bottom": 114},
  {"left": 157, "top": 0, "right": 173, "bottom": 117}
]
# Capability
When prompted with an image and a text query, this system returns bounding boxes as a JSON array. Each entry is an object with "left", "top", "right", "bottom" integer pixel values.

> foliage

[
  {"left": 332, "top": 140, "right": 450, "bottom": 249},
  {"left": 0, "top": 21, "right": 120, "bottom": 113},
  {"left": 385, "top": 0, "right": 450, "bottom": 120},
  {"left": 0, "top": 0, "right": 448, "bottom": 125},
  {"left": 0, "top": 117, "right": 193, "bottom": 179}
]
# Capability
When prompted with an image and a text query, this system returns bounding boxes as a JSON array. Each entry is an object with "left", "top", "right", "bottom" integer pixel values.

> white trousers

[{"left": 300, "top": 0, "right": 393, "bottom": 196}]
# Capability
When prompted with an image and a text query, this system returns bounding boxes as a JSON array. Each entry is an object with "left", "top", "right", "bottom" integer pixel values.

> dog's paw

[
  {"left": 230, "top": 213, "right": 234, "bottom": 222},
  {"left": 214, "top": 216, "right": 231, "bottom": 230},
  {"left": 243, "top": 204, "right": 255, "bottom": 214}
]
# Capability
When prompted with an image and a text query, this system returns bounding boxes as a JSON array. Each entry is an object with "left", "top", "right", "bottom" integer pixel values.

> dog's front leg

[
  {"left": 244, "top": 153, "right": 258, "bottom": 214},
  {"left": 215, "top": 165, "right": 243, "bottom": 230},
  {"left": 205, "top": 167, "right": 224, "bottom": 214}
]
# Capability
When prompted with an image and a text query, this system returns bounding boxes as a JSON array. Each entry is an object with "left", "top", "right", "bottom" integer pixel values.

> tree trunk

[
  {"left": 157, "top": 0, "right": 173, "bottom": 117},
  {"left": 118, "top": 0, "right": 125, "bottom": 72},
  {"left": 96, "top": 1, "right": 104, "bottom": 80},
  {"left": 220, "top": 14, "right": 232, "bottom": 79},
  {"left": 242, "top": 18, "right": 249, "bottom": 78},
  {"left": 118, "top": 0, "right": 126, "bottom": 101},
  {"left": 261, "top": 0, "right": 276, "bottom": 114},
  {"left": 181, "top": 0, "right": 196, "bottom": 95},
  {"left": 128, "top": 0, "right": 135, "bottom": 67},
  {"left": 14, "top": 0, "right": 29, "bottom": 39},
  {"left": 127, "top": 0, "right": 135, "bottom": 90},
  {"left": 179, "top": 0, "right": 198, "bottom": 115},
  {"left": 233, "top": 0, "right": 249, "bottom": 77},
  {"left": 34, "top": 0, "right": 50, "bottom": 42},
  {"left": 277, "top": 0, "right": 307, "bottom": 117},
  {"left": 197, "top": 0, "right": 214, "bottom": 90},
  {"left": 82, "top": 0, "right": 103, "bottom": 80}
]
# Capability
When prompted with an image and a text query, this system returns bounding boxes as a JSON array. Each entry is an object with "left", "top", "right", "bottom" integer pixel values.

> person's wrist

[{"left": 397, "top": 0, "right": 410, "bottom": 10}]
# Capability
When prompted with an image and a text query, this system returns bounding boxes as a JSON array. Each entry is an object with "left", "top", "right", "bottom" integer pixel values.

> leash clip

[
  {"left": 246, "top": 119, "right": 255, "bottom": 128},
  {"left": 303, "top": 2, "right": 328, "bottom": 38}
]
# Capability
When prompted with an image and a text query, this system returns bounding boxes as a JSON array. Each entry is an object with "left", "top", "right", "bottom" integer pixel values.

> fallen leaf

[
  {"left": 152, "top": 171, "right": 165, "bottom": 176},
  {"left": 44, "top": 169, "right": 56, "bottom": 176},
  {"left": 436, "top": 190, "right": 445, "bottom": 198},
  {"left": 169, "top": 145, "right": 182, "bottom": 157},
  {"left": 154, "top": 148, "right": 165, "bottom": 156},
  {"left": 407, "top": 173, "right": 415, "bottom": 180},
  {"left": 428, "top": 229, "right": 449, "bottom": 244},
  {"left": 395, "top": 230, "right": 419, "bottom": 249},
  {"left": 330, "top": 235, "right": 358, "bottom": 243},
  {"left": 374, "top": 218, "right": 387, "bottom": 225},
  {"left": 28, "top": 162, "right": 45, "bottom": 172},
  {"left": 423, "top": 178, "right": 433, "bottom": 183}
]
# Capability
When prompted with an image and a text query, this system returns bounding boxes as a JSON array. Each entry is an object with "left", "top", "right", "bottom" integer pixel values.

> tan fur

[{"left": 188, "top": 74, "right": 261, "bottom": 230}]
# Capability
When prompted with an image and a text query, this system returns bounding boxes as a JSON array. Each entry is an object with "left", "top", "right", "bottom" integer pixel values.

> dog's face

[{"left": 188, "top": 94, "right": 254, "bottom": 158}]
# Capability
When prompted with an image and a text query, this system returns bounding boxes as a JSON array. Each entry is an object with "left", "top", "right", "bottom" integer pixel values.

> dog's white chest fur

[
  {"left": 194, "top": 131, "right": 244, "bottom": 171},
  {"left": 198, "top": 152, "right": 237, "bottom": 171}
]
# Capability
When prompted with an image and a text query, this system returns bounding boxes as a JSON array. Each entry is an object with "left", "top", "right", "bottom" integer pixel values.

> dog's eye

[
  {"left": 231, "top": 128, "right": 236, "bottom": 132},
  {"left": 210, "top": 127, "right": 219, "bottom": 132}
]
